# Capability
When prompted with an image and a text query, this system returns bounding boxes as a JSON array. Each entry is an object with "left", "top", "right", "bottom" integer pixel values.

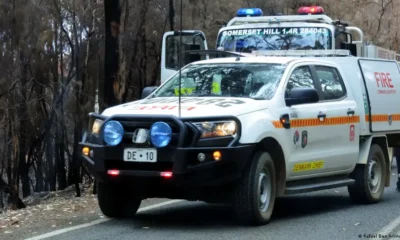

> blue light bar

[{"left": 236, "top": 8, "right": 263, "bottom": 17}]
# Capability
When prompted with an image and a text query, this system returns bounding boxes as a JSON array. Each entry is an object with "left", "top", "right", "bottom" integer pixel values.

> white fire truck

[
  {"left": 160, "top": 5, "right": 400, "bottom": 83},
  {"left": 79, "top": 5, "right": 400, "bottom": 226},
  {"left": 81, "top": 49, "right": 400, "bottom": 225}
]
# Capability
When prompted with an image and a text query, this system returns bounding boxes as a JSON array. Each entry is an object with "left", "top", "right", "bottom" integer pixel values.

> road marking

[
  {"left": 24, "top": 199, "right": 183, "bottom": 240},
  {"left": 376, "top": 215, "right": 400, "bottom": 240}
]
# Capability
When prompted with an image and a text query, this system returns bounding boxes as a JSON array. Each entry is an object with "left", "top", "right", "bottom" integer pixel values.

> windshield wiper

[
  {"left": 250, "top": 97, "right": 266, "bottom": 100},
  {"left": 192, "top": 93, "right": 225, "bottom": 97}
]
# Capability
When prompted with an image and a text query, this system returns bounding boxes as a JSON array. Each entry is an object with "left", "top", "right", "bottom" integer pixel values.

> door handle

[
  {"left": 317, "top": 112, "right": 326, "bottom": 121},
  {"left": 347, "top": 109, "right": 355, "bottom": 116}
]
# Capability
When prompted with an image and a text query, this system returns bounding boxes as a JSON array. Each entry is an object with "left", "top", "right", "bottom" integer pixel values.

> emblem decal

[
  {"left": 301, "top": 130, "right": 308, "bottom": 148},
  {"left": 349, "top": 124, "right": 355, "bottom": 141},
  {"left": 132, "top": 128, "right": 149, "bottom": 144},
  {"left": 293, "top": 130, "right": 299, "bottom": 144}
]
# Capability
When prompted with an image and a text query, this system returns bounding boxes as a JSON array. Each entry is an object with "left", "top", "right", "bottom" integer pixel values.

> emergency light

[
  {"left": 297, "top": 6, "right": 325, "bottom": 15},
  {"left": 236, "top": 8, "right": 263, "bottom": 17}
]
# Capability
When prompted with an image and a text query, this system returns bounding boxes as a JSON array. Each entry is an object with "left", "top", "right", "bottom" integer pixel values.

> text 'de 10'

[{"left": 123, "top": 148, "right": 157, "bottom": 163}]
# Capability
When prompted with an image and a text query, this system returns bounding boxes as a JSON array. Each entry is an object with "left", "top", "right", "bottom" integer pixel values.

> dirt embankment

[{"left": 0, "top": 184, "right": 104, "bottom": 240}]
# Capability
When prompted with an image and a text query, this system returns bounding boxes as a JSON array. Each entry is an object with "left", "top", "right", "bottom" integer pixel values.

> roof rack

[
  {"left": 227, "top": 15, "right": 334, "bottom": 26},
  {"left": 251, "top": 49, "right": 352, "bottom": 57}
]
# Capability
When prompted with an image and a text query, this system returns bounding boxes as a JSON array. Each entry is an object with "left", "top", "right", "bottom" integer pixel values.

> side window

[
  {"left": 286, "top": 66, "right": 316, "bottom": 97},
  {"left": 314, "top": 65, "right": 346, "bottom": 100},
  {"left": 166, "top": 36, "right": 179, "bottom": 69}
]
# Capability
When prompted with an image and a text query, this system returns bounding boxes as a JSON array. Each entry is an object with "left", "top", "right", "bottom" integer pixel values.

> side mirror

[
  {"left": 285, "top": 87, "right": 319, "bottom": 106},
  {"left": 141, "top": 86, "right": 157, "bottom": 99}
]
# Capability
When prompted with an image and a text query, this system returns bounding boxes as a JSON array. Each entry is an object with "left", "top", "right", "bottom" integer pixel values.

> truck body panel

[
  {"left": 358, "top": 59, "right": 400, "bottom": 132},
  {"left": 101, "top": 96, "right": 269, "bottom": 118},
  {"left": 315, "top": 57, "right": 400, "bottom": 134}
]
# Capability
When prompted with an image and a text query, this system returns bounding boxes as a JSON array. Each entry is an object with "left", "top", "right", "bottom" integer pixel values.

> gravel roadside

[{"left": 0, "top": 184, "right": 169, "bottom": 240}]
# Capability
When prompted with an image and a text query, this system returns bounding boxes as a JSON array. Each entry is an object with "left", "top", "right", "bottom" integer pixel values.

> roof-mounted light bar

[
  {"left": 298, "top": 6, "right": 325, "bottom": 15},
  {"left": 251, "top": 49, "right": 352, "bottom": 57},
  {"left": 236, "top": 8, "right": 263, "bottom": 17},
  {"left": 226, "top": 14, "right": 334, "bottom": 26}
]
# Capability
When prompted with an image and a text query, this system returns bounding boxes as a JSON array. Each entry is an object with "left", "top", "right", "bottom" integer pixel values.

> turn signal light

[
  {"left": 280, "top": 114, "right": 290, "bottom": 129},
  {"left": 107, "top": 170, "right": 120, "bottom": 176},
  {"left": 82, "top": 147, "right": 90, "bottom": 156},
  {"left": 213, "top": 151, "right": 222, "bottom": 161}
]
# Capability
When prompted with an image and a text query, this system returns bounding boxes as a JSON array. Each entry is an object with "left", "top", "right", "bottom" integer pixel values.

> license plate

[{"left": 123, "top": 148, "right": 157, "bottom": 162}]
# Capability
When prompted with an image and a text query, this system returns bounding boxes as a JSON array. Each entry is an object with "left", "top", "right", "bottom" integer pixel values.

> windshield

[
  {"left": 152, "top": 63, "right": 286, "bottom": 100},
  {"left": 217, "top": 27, "right": 332, "bottom": 53}
]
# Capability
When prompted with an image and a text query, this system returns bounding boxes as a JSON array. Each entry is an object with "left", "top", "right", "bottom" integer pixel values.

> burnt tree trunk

[
  {"left": 139, "top": 0, "right": 149, "bottom": 93},
  {"left": 71, "top": 5, "right": 82, "bottom": 197},
  {"left": 169, "top": 0, "right": 175, "bottom": 31},
  {"left": 8, "top": 112, "right": 25, "bottom": 209},
  {"left": 46, "top": 133, "right": 56, "bottom": 191},
  {"left": 1, "top": 130, "right": 6, "bottom": 209},
  {"left": 18, "top": 51, "right": 31, "bottom": 197},
  {"left": 57, "top": 26, "right": 67, "bottom": 191},
  {"left": 72, "top": 122, "right": 81, "bottom": 197},
  {"left": 19, "top": 165, "right": 30, "bottom": 198},
  {"left": 57, "top": 126, "right": 67, "bottom": 190},
  {"left": 104, "top": 0, "right": 121, "bottom": 107},
  {"left": 93, "top": 0, "right": 121, "bottom": 195},
  {"left": 1, "top": 177, "right": 25, "bottom": 209},
  {"left": 35, "top": 150, "right": 44, "bottom": 192}
]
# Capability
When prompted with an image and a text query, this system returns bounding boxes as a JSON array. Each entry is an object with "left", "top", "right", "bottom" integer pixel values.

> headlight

[
  {"left": 92, "top": 119, "right": 104, "bottom": 134},
  {"left": 192, "top": 121, "right": 237, "bottom": 138},
  {"left": 103, "top": 121, "right": 124, "bottom": 146}
]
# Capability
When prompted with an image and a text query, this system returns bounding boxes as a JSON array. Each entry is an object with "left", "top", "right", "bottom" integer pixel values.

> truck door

[
  {"left": 282, "top": 64, "right": 331, "bottom": 179},
  {"left": 282, "top": 63, "right": 359, "bottom": 179},
  {"left": 161, "top": 31, "right": 208, "bottom": 84},
  {"left": 309, "top": 64, "right": 360, "bottom": 173}
]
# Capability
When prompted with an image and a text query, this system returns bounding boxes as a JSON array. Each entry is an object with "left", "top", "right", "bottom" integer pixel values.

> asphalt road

[{"left": 32, "top": 168, "right": 400, "bottom": 240}]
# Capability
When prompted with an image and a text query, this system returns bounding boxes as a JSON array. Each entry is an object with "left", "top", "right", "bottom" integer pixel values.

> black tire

[
  {"left": 348, "top": 144, "right": 386, "bottom": 204},
  {"left": 97, "top": 181, "right": 142, "bottom": 218},
  {"left": 232, "top": 151, "right": 277, "bottom": 226}
]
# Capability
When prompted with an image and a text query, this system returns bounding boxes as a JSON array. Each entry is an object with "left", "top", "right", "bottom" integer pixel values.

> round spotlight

[
  {"left": 150, "top": 122, "right": 172, "bottom": 148},
  {"left": 103, "top": 121, "right": 124, "bottom": 146}
]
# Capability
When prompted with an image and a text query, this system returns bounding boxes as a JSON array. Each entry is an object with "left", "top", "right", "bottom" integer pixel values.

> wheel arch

[
  {"left": 256, "top": 137, "right": 286, "bottom": 197},
  {"left": 358, "top": 135, "right": 392, "bottom": 187}
]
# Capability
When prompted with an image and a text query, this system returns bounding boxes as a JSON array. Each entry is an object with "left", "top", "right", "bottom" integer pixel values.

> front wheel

[
  {"left": 348, "top": 144, "right": 386, "bottom": 204},
  {"left": 232, "top": 151, "right": 277, "bottom": 226},
  {"left": 97, "top": 181, "right": 142, "bottom": 218}
]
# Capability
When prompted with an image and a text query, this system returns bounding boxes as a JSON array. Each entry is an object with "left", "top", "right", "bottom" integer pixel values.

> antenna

[{"left": 178, "top": 0, "right": 183, "bottom": 118}]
